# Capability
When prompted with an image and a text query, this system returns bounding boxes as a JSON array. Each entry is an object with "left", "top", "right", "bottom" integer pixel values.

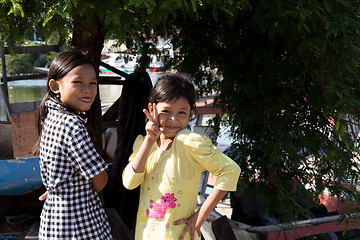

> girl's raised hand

[{"left": 143, "top": 103, "right": 163, "bottom": 141}]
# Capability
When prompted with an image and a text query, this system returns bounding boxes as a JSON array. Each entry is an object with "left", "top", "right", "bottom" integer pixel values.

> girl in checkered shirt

[{"left": 36, "top": 50, "right": 112, "bottom": 239}]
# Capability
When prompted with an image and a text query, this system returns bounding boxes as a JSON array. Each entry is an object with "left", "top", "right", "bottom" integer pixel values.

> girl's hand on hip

[
  {"left": 38, "top": 191, "right": 48, "bottom": 201},
  {"left": 174, "top": 210, "right": 202, "bottom": 240},
  {"left": 143, "top": 103, "right": 163, "bottom": 141}
]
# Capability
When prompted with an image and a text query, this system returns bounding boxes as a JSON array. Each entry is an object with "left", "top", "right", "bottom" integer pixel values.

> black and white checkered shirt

[{"left": 39, "top": 99, "right": 112, "bottom": 239}]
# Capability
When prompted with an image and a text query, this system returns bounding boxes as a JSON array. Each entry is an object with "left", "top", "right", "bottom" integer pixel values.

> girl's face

[
  {"left": 49, "top": 63, "right": 97, "bottom": 112},
  {"left": 153, "top": 97, "right": 194, "bottom": 138}
]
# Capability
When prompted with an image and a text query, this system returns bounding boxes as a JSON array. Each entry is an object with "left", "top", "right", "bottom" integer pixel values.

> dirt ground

[
  {"left": 0, "top": 187, "right": 44, "bottom": 239},
  {"left": 0, "top": 216, "right": 35, "bottom": 238}
]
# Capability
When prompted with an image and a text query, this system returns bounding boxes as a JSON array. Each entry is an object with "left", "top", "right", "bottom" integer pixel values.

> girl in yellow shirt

[{"left": 123, "top": 73, "right": 240, "bottom": 240}]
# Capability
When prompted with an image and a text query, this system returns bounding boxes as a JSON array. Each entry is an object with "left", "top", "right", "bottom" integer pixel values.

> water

[{"left": 8, "top": 79, "right": 47, "bottom": 104}]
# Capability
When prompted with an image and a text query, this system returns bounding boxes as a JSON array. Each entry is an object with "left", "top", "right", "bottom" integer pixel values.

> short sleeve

[
  {"left": 122, "top": 135, "right": 146, "bottom": 189},
  {"left": 182, "top": 132, "right": 241, "bottom": 191},
  {"left": 67, "top": 123, "right": 107, "bottom": 180}
]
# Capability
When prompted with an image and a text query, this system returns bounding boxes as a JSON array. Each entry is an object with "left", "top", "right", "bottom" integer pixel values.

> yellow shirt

[{"left": 122, "top": 129, "right": 240, "bottom": 240}]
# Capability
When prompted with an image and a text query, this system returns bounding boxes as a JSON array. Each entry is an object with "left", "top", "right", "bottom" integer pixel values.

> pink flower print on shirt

[{"left": 146, "top": 193, "right": 177, "bottom": 219}]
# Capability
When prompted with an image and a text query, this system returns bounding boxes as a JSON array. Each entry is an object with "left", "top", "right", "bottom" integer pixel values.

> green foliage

[
  {"left": 2, "top": 53, "right": 37, "bottom": 75},
  {"left": 166, "top": 0, "right": 360, "bottom": 222},
  {"left": 0, "top": 51, "right": 50, "bottom": 76},
  {"left": 2, "top": 0, "right": 360, "bottom": 224}
]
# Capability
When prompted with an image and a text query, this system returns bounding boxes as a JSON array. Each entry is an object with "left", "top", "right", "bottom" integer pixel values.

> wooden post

[{"left": 0, "top": 47, "right": 11, "bottom": 120}]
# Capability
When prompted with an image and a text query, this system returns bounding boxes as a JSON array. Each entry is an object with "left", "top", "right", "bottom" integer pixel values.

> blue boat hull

[{"left": 0, "top": 157, "right": 43, "bottom": 196}]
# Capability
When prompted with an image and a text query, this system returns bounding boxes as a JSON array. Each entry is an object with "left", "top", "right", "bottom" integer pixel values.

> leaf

[
  {"left": 160, "top": 0, "right": 171, "bottom": 9},
  {"left": 43, "top": 11, "right": 54, "bottom": 26},
  {"left": 335, "top": 120, "right": 340, "bottom": 131},
  {"left": 220, "top": 6, "right": 234, "bottom": 16},
  {"left": 324, "top": 18, "right": 331, "bottom": 30},
  {"left": 324, "top": 0, "right": 332, "bottom": 13},
  {"left": 337, "top": 91, "right": 343, "bottom": 99},
  {"left": 340, "top": 121, "right": 345, "bottom": 137},
  {"left": 190, "top": 0, "right": 197, "bottom": 12},
  {"left": 342, "top": 222, "right": 348, "bottom": 235},
  {"left": 71, "top": 0, "right": 78, "bottom": 7}
]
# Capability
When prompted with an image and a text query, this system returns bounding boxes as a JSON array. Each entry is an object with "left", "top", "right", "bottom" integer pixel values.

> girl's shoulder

[
  {"left": 134, "top": 134, "right": 145, "bottom": 143},
  {"left": 175, "top": 129, "right": 213, "bottom": 148},
  {"left": 132, "top": 135, "right": 145, "bottom": 151},
  {"left": 47, "top": 107, "right": 86, "bottom": 134},
  {"left": 50, "top": 109, "right": 84, "bottom": 126}
]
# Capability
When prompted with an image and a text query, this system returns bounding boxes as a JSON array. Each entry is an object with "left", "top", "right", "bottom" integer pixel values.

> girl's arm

[
  {"left": 39, "top": 170, "right": 108, "bottom": 198},
  {"left": 174, "top": 188, "right": 227, "bottom": 240},
  {"left": 92, "top": 170, "right": 108, "bottom": 193},
  {"left": 130, "top": 135, "right": 156, "bottom": 173},
  {"left": 131, "top": 104, "right": 163, "bottom": 173}
]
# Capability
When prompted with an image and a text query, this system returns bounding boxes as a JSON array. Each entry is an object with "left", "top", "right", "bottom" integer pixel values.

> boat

[
  {"left": 99, "top": 53, "right": 164, "bottom": 75},
  {"left": 0, "top": 157, "right": 42, "bottom": 196},
  {"left": 0, "top": 115, "right": 43, "bottom": 196},
  {"left": 0, "top": 87, "right": 43, "bottom": 196}
]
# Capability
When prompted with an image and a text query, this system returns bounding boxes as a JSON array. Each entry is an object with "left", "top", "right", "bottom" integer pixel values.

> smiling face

[
  {"left": 49, "top": 63, "right": 97, "bottom": 112},
  {"left": 153, "top": 97, "right": 194, "bottom": 138}
]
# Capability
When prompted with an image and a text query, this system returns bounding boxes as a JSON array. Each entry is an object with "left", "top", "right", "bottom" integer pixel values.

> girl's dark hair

[
  {"left": 34, "top": 50, "right": 97, "bottom": 154},
  {"left": 149, "top": 73, "right": 196, "bottom": 112}
]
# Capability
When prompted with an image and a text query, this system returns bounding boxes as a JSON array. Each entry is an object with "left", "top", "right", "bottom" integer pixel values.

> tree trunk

[{"left": 71, "top": 13, "right": 106, "bottom": 152}]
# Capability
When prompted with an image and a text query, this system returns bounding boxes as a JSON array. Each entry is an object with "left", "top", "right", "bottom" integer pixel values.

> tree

[
  {"left": 1, "top": 0, "right": 360, "bottom": 224},
  {"left": 169, "top": 0, "right": 360, "bottom": 222}
]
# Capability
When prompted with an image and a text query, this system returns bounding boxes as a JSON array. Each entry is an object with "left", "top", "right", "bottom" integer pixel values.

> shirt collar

[{"left": 45, "top": 98, "right": 88, "bottom": 123}]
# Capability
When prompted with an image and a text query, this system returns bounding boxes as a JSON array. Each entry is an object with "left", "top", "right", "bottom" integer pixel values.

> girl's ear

[
  {"left": 49, "top": 79, "right": 60, "bottom": 94},
  {"left": 190, "top": 109, "right": 196, "bottom": 120}
]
